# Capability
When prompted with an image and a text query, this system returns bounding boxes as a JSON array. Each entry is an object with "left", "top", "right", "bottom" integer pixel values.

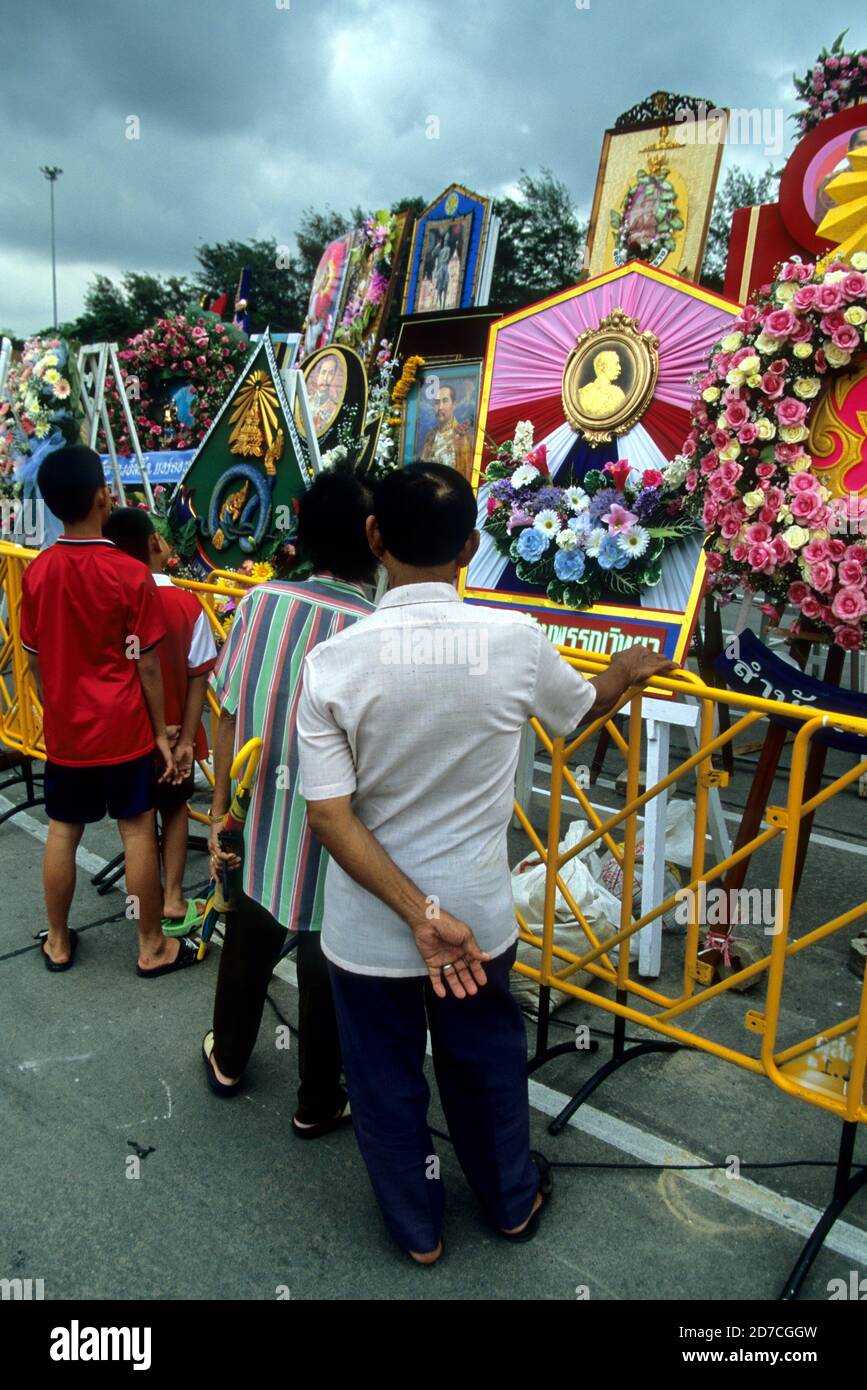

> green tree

[
  {"left": 193, "top": 237, "right": 304, "bottom": 334},
  {"left": 701, "top": 164, "right": 779, "bottom": 290},
  {"left": 70, "top": 271, "right": 193, "bottom": 343},
  {"left": 491, "top": 169, "right": 587, "bottom": 310}
]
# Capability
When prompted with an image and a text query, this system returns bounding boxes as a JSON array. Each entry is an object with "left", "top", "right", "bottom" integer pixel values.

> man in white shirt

[{"left": 298, "top": 463, "right": 673, "bottom": 1264}]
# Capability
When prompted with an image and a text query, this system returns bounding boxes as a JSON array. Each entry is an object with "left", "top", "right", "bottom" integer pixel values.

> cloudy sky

[{"left": 0, "top": 0, "right": 858, "bottom": 336}]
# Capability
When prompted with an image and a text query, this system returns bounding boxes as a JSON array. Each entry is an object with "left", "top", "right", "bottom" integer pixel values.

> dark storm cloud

[{"left": 0, "top": 0, "right": 858, "bottom": 333}]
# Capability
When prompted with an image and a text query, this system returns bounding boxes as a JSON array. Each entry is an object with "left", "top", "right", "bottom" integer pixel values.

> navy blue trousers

[{"left": 327, "top": 943, "right": 538, "bottom": 1253}]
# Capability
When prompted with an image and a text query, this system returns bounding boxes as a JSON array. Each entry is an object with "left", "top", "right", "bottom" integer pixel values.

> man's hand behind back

[{"left": 410, "top": 906, "right": 490, "bottom": 1000}]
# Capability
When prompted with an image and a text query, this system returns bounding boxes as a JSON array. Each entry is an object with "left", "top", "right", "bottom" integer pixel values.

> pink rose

[
  {"left": 815, "top": 283, "right": 843, "bottom": 311},
  {"left": 771, "top": 536, "right": 793, "bottom": 565},
  {"left": 709, "top": 477, "right": 735, "bottom": 502},
  {"left": 731, "top": 543, "right": 748, "bottom": 563},
  {"left": 820, "top": 309, "right": 846, "bottom": 334},
  {"left": 832, "top": 324, "right": 861, "bottom": 352},
  {"left": 788, "top": 316, "right": 814, "bottom": 344},
  {"left": 764, "top": 308, "right": 799, "bottom": 337},
  {"left": 802, "top": 539, "right": 829, "bottom": 563},
  {"left": 776, "top": 397, "right": 808, "bottom": 427},
  {"left": 748, "top": 543, "right": 774, "bottom": 572},
  {"left": 775, "top": 444, "right": 807, "bottom": 466},
  {"left": 839, "top": 559, "right": 867, "bottom": 586},
  {"left": 790, "top": 491, "right": 821, "bottom": 521},
  {"left": 719, "top": 460, "right": 743, "bottom": 484},
  {"left": 705, "top": 549, "right": 724, "bottom": 571},
  {"left": 831, "top": 587, "right": 867, "bottom": 622},
  {"left": 738, "top": 423, "right": 759, "bottom": 445},
  {"left": 792, "top": 286, "right": 817, "bottom": 310},
  {"left": 800, "top": 595, "right": 822, "bottom": 619},
  {"left": 761, "top": 373, "right": 785, "bottom": 400},
  {"left": 719, "top": 513, "right": 742, "bottom": 540},
  {"left": 702, "top": 501, "right": 719, "bottom": 528},
  {"left": 765, "top": 487, "right": 785, "bottom": 510},
  {"left": 755, "top": 462, "right": 777, "bottom": 480},
  {"left": 745, "top": 522, "right": 771, "bottom": 544},
  {"left": 808, "top": 559, "right": 835, "bottom": 592},
  {"left": 725, "top": 400, "right": 750, "bottom": 428},
  {"left": 788, "top": 581, "right": 810, "bottom": 604},
  {"left": 844, "top": 545, "right": 867, "bottom": 566},
  {"left": 737, "top": 305, "right": 759, "bottom": 327},
  {"left": 700, "top": 453, "right": 718, "bottom": 475},
  {"left": 828, "top": 538, "right": 847, "bottom": 561},
  {"left": 641, "top": 469, "right": 664, "bottom": 487},
  {"left": 841, "top": 271, "right": 867, "bottom": 300},
  {"left": 833, "top": 624, "right": 864, "bottom": 650},
  {"left": 685, "top": 470, "right": 699, "bottom": 493},
  {"left": 759, "top": 602, "right": 781, "bottom": 619},
  {"left": 712, "top": 428, "right": 730, "bottom": 449},
  {"left": 788, "top": 471, "right": 820, "bottom": 493}
]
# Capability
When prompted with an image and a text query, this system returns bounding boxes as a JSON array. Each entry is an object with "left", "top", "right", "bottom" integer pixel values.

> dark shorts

[
  {"left": 44, "top": 754, "right": 156, "bottom": 825},
  {"left": 154, "top": 767, "right": 196, "bottom": 815}
]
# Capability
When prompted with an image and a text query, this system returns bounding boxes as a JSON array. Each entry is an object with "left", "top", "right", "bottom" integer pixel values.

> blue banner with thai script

[{"left": 100, "top": 451, "right": 194, "bottom": 488}]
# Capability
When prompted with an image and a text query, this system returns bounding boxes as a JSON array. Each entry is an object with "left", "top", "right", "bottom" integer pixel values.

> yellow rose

[
  {"left": 725, "top": 369, "right": 745, "bottom": 387},
  {"left": 824, "top": 342, "right": 852, "bottom": 367},
  {"left": 782, "top": 525, "right": 810, "bottom": 549},
  {"left": 702, "top": 386, "right": 721, "bottom": 402},
  {"left": 719, "top": 441, "right": 741, "bottom": 462},
  {"left": 844, "top": 306, "right": 867, "bottom": 326},
  {"left": 746, "top": 373, "right": 763, "bottom": 388},
  {"left": 755, "top": 417, "right": 776, "bottom": 440},
  {"left": 775, "top": 282, "right": 796, "bottom": 303},
  {"left": 779, "top": 424, "right": 808, "bottom": 443},
  {"left": 743, "top": 489, "right": 764, "bottom": 513},
  {"left": 788, "top": 456, "right": 811, "bottom": 472},
  {"left": 754, "top": 334, "right": 779, "bottom": 355},
  {"left": 738, "top": 354, "right": 760, "bottom": 374},
  {"left": 811, "top": 527, "right": 830, "bottom": 540},
  {"left": 793, "top": 376, "right": 821, "bottom": 399},
  {"left": 720, "top": 332, "right": 744, "bottom": 352},
  {"left": 823, "top": 270, "right": 846, "bottom": 284},
  {"left": 793, "top": 342, "right": 813, "bottom": 358}
]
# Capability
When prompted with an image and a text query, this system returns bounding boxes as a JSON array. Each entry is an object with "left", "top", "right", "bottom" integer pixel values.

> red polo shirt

[
  {"left": 152, "top": 573, "right": 217, "bottom": 761},
  {"left": 20, "top": 537, "right": 166, "bottom": 767}
]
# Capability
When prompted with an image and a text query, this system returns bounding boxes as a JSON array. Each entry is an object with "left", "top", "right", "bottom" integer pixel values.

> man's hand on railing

[{"left": 588, "top": 647, "right": 677, "bottom": 720}]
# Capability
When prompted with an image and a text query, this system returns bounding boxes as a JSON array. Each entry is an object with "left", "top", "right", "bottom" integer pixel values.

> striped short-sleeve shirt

[{"left": 210, "top": 575, "right": 375, "bottom": 930}]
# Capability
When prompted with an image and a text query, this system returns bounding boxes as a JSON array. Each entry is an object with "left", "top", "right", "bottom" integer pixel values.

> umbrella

[{"left": 197, "top": 736, "right": 263, "bottom": 960}]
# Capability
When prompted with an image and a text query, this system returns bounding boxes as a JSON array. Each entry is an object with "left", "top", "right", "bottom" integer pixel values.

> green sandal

[{"left": 162, "top": 898, "right": 206, "bottom": 938}]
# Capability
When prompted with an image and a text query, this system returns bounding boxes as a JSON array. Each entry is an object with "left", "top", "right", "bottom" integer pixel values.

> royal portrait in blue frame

[{"left": 402, "top": 184, "right": 493, "bottom": 316}]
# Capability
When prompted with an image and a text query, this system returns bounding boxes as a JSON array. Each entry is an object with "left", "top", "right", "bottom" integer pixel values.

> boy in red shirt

[
  {"left": 20, "top": 445, "right": 201, "bottom": 978},
  {"left": 103, "top": 506, "right": 217, "bottom": 930}
]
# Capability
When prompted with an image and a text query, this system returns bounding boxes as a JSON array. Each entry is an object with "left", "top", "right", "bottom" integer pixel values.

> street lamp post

[{"left": 39, "top": 166, "right": 63, "bottom": 329}]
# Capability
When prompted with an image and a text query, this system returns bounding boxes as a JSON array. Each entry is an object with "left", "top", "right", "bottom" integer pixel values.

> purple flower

[{"left": 588, "top": 487, "right": 618, "bottom": 523}]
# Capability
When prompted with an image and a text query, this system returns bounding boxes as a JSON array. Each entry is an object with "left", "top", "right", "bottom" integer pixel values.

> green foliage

[
  {"left": 491, "top": 168, "right": 587, "bottom": 310},
  {"left": 701, "top": 163, "right": 779, "bottom": 290},
  {"left": 73, "top": 271, "right": 193, "bottom": 343},
  {"left": 193, "top": 237, "right": 302, "bottom": 334}
]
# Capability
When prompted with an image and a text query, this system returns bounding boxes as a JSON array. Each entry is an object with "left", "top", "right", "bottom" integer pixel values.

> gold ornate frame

[{"left": 561, "top": 307, "right": 660, "bottom": 444}]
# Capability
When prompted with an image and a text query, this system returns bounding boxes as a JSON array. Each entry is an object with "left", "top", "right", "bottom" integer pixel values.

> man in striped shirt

[{"left": 203, "top": 471, "right": 378, "bottom": 1135}]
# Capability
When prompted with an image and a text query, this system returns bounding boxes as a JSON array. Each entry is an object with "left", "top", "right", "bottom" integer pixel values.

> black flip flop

[
  {"left": 37, "top": 928, "right": 78, "bottom": 973},
  {"left": 201, "top": 1030, "right": 243, "bottom": 1098},
  {"left": 137, "top": 934, "right": 201, "bottom": 979},
  {"left": 291, "top": 1094, "right": 352, "bottom": 1140},
  {"left": 499, "top": 1151, "right": 553, "bottom": 1243}
]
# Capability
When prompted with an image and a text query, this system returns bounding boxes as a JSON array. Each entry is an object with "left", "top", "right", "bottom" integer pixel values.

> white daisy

[
  {"left": 617, "top": 526, "right": 650, "bottom": 558},
  {"left": 564, "top": 486, "right": 589, "bottom": 512},
  {"left": 510, "top": 464, "right": 539, "bottom": 489},
  {"left": 533, "top": 508, "right": 562, "bottom": 537},
  {"left": 585, "top": 526, "right": 606, "bottom": 558}
]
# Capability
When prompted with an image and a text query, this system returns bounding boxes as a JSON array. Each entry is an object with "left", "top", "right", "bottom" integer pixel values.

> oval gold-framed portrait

[{"left": 562, "top": 308, "right": 659, "bottom": 444}]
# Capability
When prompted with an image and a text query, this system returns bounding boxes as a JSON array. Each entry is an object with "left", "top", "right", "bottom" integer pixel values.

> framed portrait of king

[
  {"left": 400, "top": 360, "right": 482, "bottom": 481},
  {"left": 402, "top": 184, "right": 494, "bottom": 315}
]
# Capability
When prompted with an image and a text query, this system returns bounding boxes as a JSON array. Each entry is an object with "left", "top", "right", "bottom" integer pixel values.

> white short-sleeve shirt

[{"left": 297, "top": 582, "right": 596, "bottom": 976}]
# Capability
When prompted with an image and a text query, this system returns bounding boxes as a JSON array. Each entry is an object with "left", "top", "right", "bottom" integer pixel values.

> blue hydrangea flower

[
  {"left": 597, "top": 534, "right": 631, "bottom": 570},
  {"left": 535, "top": 485, "right": 566, "bottom": 510},
  {"left": 588, "top": 487, "right": 619, "bottom": 523},
  {"left": 554, "top": 548, "right": 586, "bottom": 582},
  {"left": 633, "top": 487, "right": 660, "bottom": 519},
  {"left": 515, "top": 527, "right": 549, "bottom": 563}
]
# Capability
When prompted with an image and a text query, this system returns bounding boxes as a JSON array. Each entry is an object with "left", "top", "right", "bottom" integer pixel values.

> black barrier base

[
  {"left": 91, "top": 833, "right": 210, "bottom": 895},
  {"left": 0, "top": 755, "right": 44, "bottom": 825},
  {"left": 779, "top": 1120, "right": 867, "bottom": 1301},
  {"left": 528, "top": 984, "right": 684, "bottom": 1135}
]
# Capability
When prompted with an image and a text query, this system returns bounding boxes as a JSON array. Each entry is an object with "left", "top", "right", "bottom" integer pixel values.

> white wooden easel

[
  {"left": 77, "top": 343, "right": 154, "bottom": 508},
  {"left": 515, "top": 695, "right": 731, "bottom": 979},
  {"left": 278, "top": 368, "right": 322, "bottom": 475},
  {"left": 0, "top": 336, "right": 12, "bottom": 400}
]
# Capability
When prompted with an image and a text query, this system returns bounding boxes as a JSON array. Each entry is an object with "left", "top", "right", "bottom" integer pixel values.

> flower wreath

[
  {"left": 610, "top": 167, "right": 684, "bottom": 268},
  {"left": 483, "top": 422, "right": 697, "bottom": 608},
  {"left": 794, "top": 31, "right": 867, "bottom": 136},
  {"left": 334, "top": 212, "right": 401, "bottom": 350},
  {"left": 1, "top": 337, "right": 84, "bottom": 500},
  {"left": 681, "top": 253, "right": 867, "bottom": 652},
  {"left": 103, "top": 310, "right": 249, "bottom": 455}
]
